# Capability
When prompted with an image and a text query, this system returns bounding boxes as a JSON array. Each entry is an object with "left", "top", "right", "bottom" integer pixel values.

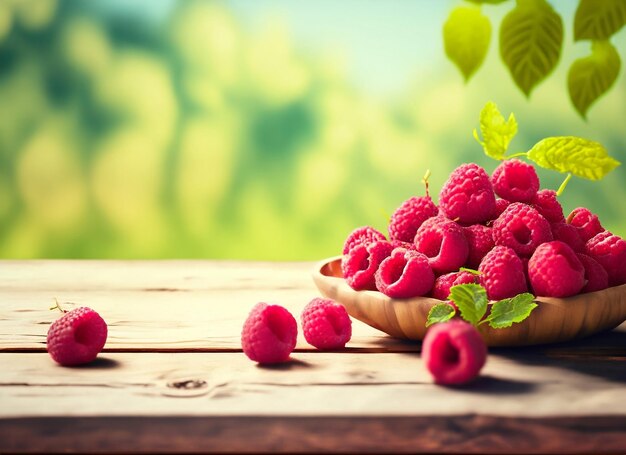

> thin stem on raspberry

[
  {"left": 422, "top": 169, "right": 432, "bottom": 198},
  {"left": 504, "top": 151, "right": 529, "bottom": 159},
  {"left": 50, "top": 298, "right": 68, "bottom": 313},
  {"left": 556, "top": 173, "right": 572, "bottom": 197}
]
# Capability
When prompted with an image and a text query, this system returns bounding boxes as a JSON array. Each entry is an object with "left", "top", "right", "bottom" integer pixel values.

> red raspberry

[
  {"left": 388, "top": 196, "right": 438, "bottom": 243},
  {"left": 532, "top": 189, "right": 565, "bottom": 223},
  {"left": 46, "top": 307, "right": 108, "bottom": 366},
  {"left": 431, "top": 271, "right": 477, "bottom": 301},
  {"left": 567, "top": 207, "right": 604, "bottom": 242},
  {"left": 301, "top": 298, "right": 352, "bottom": 350},
  {"left": 493, "top": 202, "right": 552, "bottom": 257},
  {"left": 494, "top": 198, "right": 511, "bottom": 218},
  {"left": 576, "top": 253, "right": 609, "bottom": 293},
  {"left": 551, "top": 222, "right": 585, "bottom": 253},
  {"left": 342, "top": 240, "right": 394, "bottom": 290},
  {"left": 391, "top": 239, "right": 415, "bottom": 250},
  {"left": 439, "top": 163, "right": 496, "bottom": 225},
  {"left": 491, "top": 159, "right": 539, "bottom": 203},
  {"left": 342, "top": 226, "right": 386, "bottom": 255},
  {"left": 586, "top": 230, "right": 626, "bottom": 286},
  {"left": 241, "top": 303, "right": 297, "bottom": 364},
  {"left": 422, "top": 320, "right": 487, "bottom": 386},
  {"left": 528, "top": 241, "right": 585, "bottom": 297},
  {"left": 463, "top": 224, "right": 494, "bottom": 269},
  {"left": 415, "top": 217, "right": 469, "bottom": 274},
  {"left": 478, "top": 246, "right": 528, "bottom": 300},
  {"left": 375, "top": 248, "right": 435, "bottom": 298}
]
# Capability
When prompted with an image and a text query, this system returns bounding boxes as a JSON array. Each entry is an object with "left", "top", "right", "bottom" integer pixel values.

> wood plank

[
  {"left": 1, "top": 353, "right": 624, "bottom": 417},
  {"left": 1, "top": 352, "right": 624, "bottom": 453}
]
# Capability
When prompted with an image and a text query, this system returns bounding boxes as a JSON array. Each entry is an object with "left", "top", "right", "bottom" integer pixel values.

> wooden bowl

[{"left": 312, "top": 256, "right": 626, "bottom": 347}]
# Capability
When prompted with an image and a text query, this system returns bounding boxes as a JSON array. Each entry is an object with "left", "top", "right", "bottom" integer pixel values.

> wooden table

[{"left": 1, "top": 260, "right": 625, "bottom": 453}]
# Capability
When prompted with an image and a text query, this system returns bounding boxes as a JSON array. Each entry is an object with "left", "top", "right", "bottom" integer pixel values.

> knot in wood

[{"left": 167, "top": 379, "right": 208, "bottom": 390}]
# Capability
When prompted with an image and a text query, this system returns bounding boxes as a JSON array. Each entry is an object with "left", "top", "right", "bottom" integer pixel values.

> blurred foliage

[{"left": 0, "top": 0, "right": 625, "bottom": 260}]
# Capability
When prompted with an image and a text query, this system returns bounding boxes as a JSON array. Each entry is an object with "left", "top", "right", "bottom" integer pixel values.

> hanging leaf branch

[{"left": 442, "top": 0, "right": 626, "bottom": 119}]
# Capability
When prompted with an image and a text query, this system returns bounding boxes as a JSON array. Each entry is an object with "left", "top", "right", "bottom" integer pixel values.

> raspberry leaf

[
  {"left": 527, "top": 136, "right": 621, "bottom": 180},
  {"left": 443, "top": 6, "right": 491, "bottom": 82},
  {"left": 448, "top": 283, "right": 488, "bottom": 326},
  {"left": 485, "top": 293, "right": 538, "bottom": 329},
  {"left": 574, "top": 0, "right": 626, "bottom": 41},
  {"left": 473, "top": 101, "right": 517, "bottom": 160},
  {"left": 426, "top": 303, "right": 456, "bottom": 327}
]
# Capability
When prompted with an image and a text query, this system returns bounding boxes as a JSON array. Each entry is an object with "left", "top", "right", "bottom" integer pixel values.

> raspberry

[
  {"left": 491, "top": 159, "right": 539, "bottom": 203},
  {"left": 342, "top": 240, "right": 394, "bottom": 290},
  {"left": 586, "top": 230, "right": 626, "bottom": 286},
  {"left": 375, "top": 248, "right": 435, "bottom": 298},
  {"left": 551, "top": 222, "right": 585, "bottom": 253},
  {"left": 576, "top": 253, "right": 609, "bottom": 293},
  {"left": 342, "top": 226, "right": 386, "bottom": 255},
  {"left": 422, "top": 320, "right": 487, "bottom": 386},
  {"left": 567, "top": 207, "right": 604, "bottom": 242},
  {"left": 301, "top": 298, "right": 352, "bottom": 350},
  {"left": 494, "top": 198, "right": 511, "bottom": 218},
  {"left": 528, "top": 241, "right": 585, "bottom": 297},
  {"left": 493, "top": 202, "right": 552, "bottom": 257},
  {"left": 241, "top": 303, "right": 297, "bottom": 364},
  {"left": 463, "top": 224, "right": 494, "bottom": 269},
  {"left": 431, "top": 271, "right": 477, "bottom": 301},
  {"left": 478, "top": 246, "right": 528, "bottom": 300},
  {"left": 439, "top": 163, "right": 496, "bottom": 225},
  {"left": 391, "top": 239, "right": 415, "bottom": 250},
  {"left": 388, "top": 196, "right": 438, "bottom": 243},
  {"left": 532, "top": 189, "right": 565, "bottom": 223},
  {"left": 46, "top": 307, "right": 108, "bottom": 366},
  {"left": 415, "top": 217, "right": 469, "bottom": 274}
]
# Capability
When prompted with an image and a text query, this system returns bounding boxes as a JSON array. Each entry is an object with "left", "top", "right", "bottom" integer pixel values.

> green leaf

[
  {"left": 426, "top": 303, "right": 456, "bottom": 327},
  {"left": 443, "top": 6, "right": 492, "bottom": 82},
  {"left": 574, "top": 0, "right": 626, "bottom": 41},
  {"left": 448, "top": 284, "right": 488, "bottom": 326},
  {"left": 467, "top": 0, "right": 510, "bottom": 4},
  {"left": 500, "top": 0, "right": 563, "bottom": 96},
  {"left": 527, "top": 136, "right": 621, "bottom": 180},
  {"left": 486, "top": 293, "right": 537, "bottom": 329},
  {"left": 568, "top": 40, "right": 621, "bottom": 119},
  {"left": 473, "top": 101, "right": 517, "bottom": 160}
]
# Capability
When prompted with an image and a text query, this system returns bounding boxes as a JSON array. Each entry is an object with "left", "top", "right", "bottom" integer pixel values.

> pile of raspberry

[{"left": 342, "top": 160, "right": 626, "bottom": 301}]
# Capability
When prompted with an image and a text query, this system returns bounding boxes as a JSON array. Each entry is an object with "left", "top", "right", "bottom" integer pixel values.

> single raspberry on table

[
  {"left": 342, "top": 240, "right": 394, "bottom": 290},
  {"left": 551, "top": 222, "right": 585, "bottom": 253},
  {"left": 576, "top": 253, "right": 609, "bottom": 293},
  {"left": 422, "top": 320, "right": 487, "bottom": 386},
  {"left": 463, "top": 224, "right": 494, "bottom": 269},
  {"left": 375, "top": 248, "right": 435, "bottom": 298},
  {"left": 492, "top": 202, "right": 552, "bottom": 257},
  {"left": 478, "top": 246, "right": 528, "bottom": 300},
  {"left": 439, "top": 163, "right": 496, "bottom": 225},
  {"left": 532, "top": 189, "right": 565, "bottom": 223},
  {"left": 431, "top": 271, "right": 477, "bottom": 301},
  {"left": 491, "top": 158, "right": 539, "bottom": 203},
  {"left": 494, "top": 198, "right": 511, "bottom": 218},
  {"left": 342, "top": 226, "right": 386, "bottom": 255},
  {"left": 301, "top": 298, "right": 352, "bottom": 350},
  {"left": 47, "top": 306, "right": 108, "bottom": 366},
  {"left": 388, "top": 196, "right": 438, "bottom": 243},
  {"left": 528, "top": 241, "right": 585, "bottom": 297},
  {"left": 567, "top": 207, "right": 604, "bottom": 242},
  {"left": 415, "top": 216, "right": 469, "bottom": 274},
  {"left": 241, "top": 303, "right": 297, "bottom": 364},
  {"left": 586, "top": 230, "right": 626, "bottom": 286}
]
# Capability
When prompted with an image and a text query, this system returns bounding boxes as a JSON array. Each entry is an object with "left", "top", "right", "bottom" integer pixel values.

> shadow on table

[
  {"left": 256, "top": 358, "right": 314, "bottom": 371},
  {"left": 453, "top": 375, "right": 538, "bottom": 395},
  {"left": 66, "top": 357, "right": 121, "bottom": 370}
]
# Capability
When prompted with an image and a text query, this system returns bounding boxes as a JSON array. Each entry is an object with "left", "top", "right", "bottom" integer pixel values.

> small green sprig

[
  {"left": 426, "top": 283, "right": 538, "bottom": 329},
  {"left": 473, "top": 101, "right": 621, "bottom": 184}
]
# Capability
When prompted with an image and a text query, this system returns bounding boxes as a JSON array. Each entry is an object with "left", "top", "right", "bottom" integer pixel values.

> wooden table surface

[{"left": 1, "top": 260, "right": 625, "bottom": 454}]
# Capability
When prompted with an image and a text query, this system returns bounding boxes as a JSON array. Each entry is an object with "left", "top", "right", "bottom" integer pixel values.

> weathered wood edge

[{"left": 1, "top": 415, "right": 625, "bottom": 454}]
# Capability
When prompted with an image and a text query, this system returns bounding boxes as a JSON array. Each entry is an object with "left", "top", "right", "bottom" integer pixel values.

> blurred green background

[{"left": 0, "top": 0, "right": 625, "bottom": 259}]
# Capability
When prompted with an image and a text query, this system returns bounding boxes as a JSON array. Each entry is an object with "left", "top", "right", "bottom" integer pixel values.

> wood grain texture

[{"left": 313, "top": 257, "right": 626, "bottom": 347}]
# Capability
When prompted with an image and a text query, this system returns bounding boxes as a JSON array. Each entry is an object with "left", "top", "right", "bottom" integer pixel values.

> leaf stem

[
  {"left": 504, "top": 151, "right": 529, "bottom": 159},
  {"left": 556, "top": 173, "right": 572, "bottom": 197},
  {"left": 422, "top": 169, "right": 432, "bottom": 198}
]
